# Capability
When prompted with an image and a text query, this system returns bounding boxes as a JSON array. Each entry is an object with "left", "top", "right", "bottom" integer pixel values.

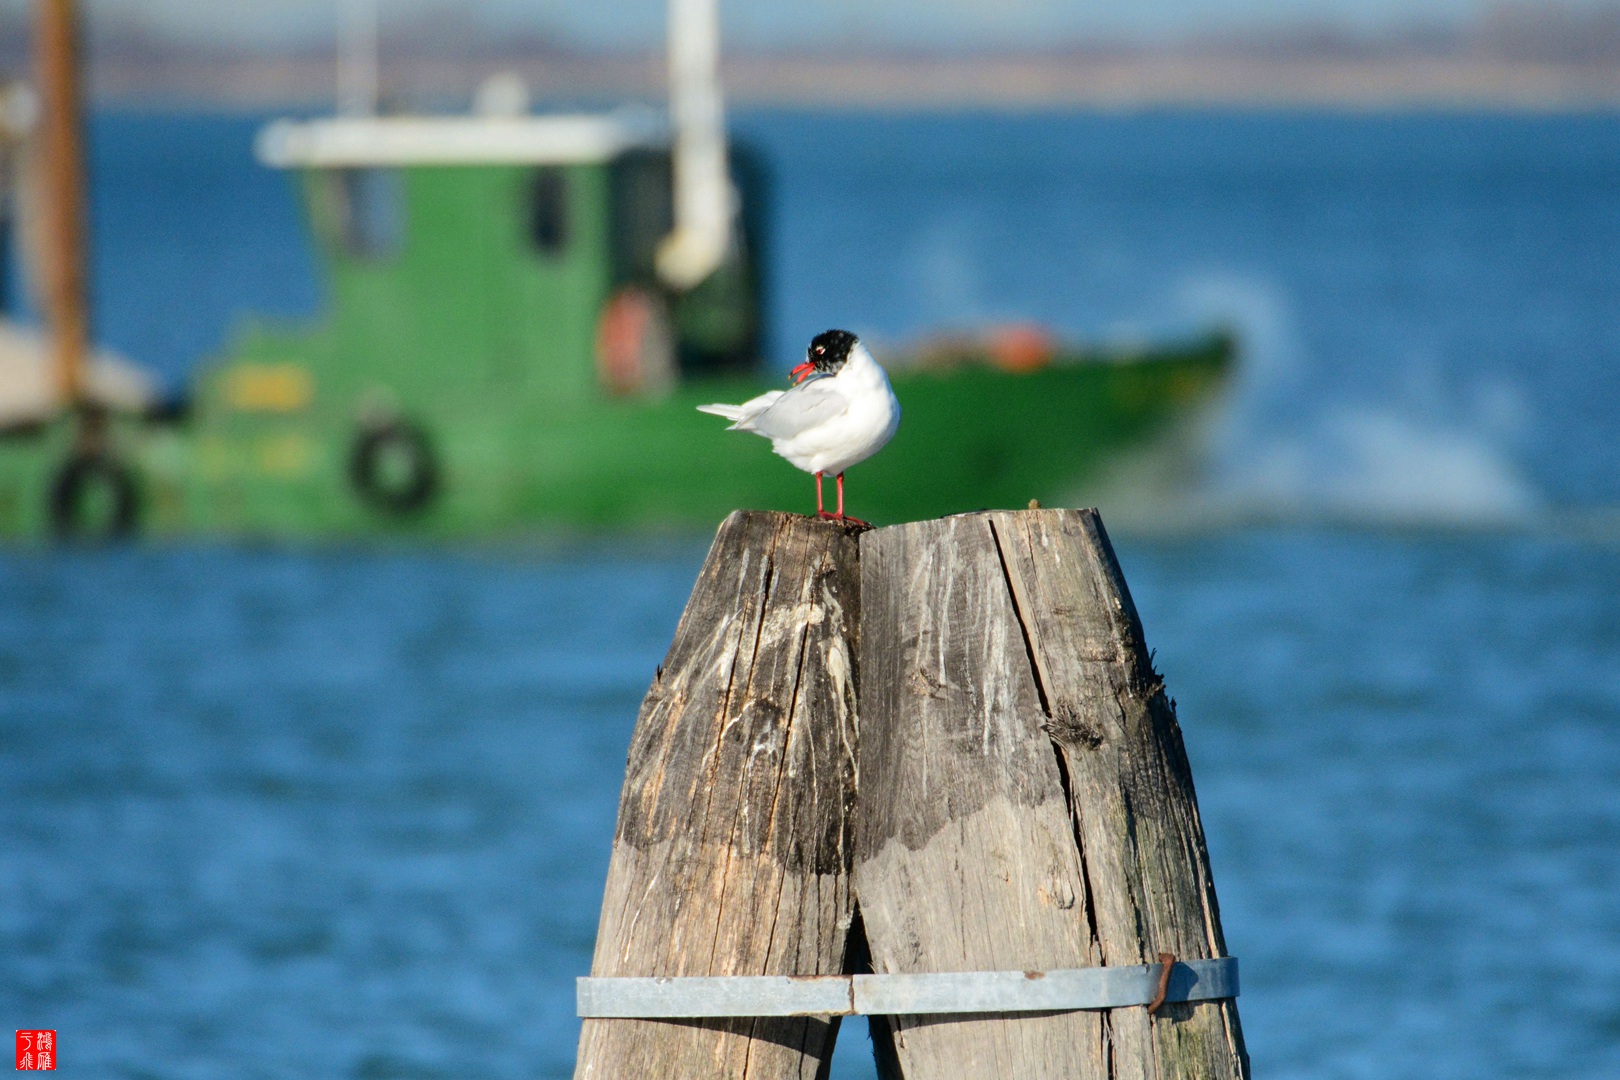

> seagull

[{"left": 698, "top": 329, "right": 900, "bottom": 525}]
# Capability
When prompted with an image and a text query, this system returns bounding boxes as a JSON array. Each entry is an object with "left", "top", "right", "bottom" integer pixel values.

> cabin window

[
  {"left": 609, "top": 150, "right": 674, "bottom": 283},
  {"left": 527, "top": 167, "right": 570, "bottom": 256},
  {"left": 607, "top": 146, "right": 764, "bottom": 376},
  {"left": 326, "top": 168, "right": 403, "bottom": 260}
]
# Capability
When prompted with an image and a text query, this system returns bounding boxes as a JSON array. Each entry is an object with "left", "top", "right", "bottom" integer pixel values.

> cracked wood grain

[
  {"left": 987, "top": 508, "right": 1249, "bottom": 1079},
  {"left": 854, "top": 510, "right": 1247, "bottom": 1080},
  {"left": 576, "top": 511, "right": 860, "bottom": 1080},
  {"left": 578, "top": 507, "right": 1244, "bottom": 1080},
  {"left": 855, "top": 514, "right": 1107, "bottom": 1079}
]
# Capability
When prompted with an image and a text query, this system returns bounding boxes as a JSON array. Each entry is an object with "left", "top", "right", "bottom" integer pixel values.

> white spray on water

[{"left": 1103, "top": 274, "right": 1545, "bottom": 530}]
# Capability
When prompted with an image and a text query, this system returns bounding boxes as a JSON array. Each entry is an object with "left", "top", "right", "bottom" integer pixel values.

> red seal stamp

[{"left": 15, "top": 1031, "right": 54, "bottom": 1071}]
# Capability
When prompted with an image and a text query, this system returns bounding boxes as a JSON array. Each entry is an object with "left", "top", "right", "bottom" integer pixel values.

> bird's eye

[{"left": 815, "top": 346, "right": 825, "bottom": 355}]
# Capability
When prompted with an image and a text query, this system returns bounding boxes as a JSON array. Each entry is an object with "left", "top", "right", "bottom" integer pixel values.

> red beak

[{"left": 790, "top": 360, "right": 815, "bottom": 385}]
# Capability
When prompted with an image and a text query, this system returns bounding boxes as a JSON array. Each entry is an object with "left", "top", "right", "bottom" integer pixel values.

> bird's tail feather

[
  {"left": 697, "top": 391, "right": 783, "bottom": 430},
  {"left": 693, "top": 393, "right": 780, "bottom": 430},
  {"left": 696, "top": 403, "right": 748, "bottom": 423}
]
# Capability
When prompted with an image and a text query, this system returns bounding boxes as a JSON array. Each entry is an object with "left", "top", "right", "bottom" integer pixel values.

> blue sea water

[{"left": 3, "top": 109, "right": 1620, "bottom": 1077}]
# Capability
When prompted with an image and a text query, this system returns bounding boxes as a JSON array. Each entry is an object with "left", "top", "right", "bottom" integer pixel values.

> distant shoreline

[{"left": 66, "top": 52, "right": 1620, "bottom": 112}]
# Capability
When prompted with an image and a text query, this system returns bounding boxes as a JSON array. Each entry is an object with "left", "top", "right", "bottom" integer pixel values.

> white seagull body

[{"left": 698, "top": 330, "right": 900, "bottom": 522}]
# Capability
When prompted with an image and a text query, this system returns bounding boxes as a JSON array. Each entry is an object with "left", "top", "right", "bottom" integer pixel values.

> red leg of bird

[
  {"left": 835, "top": 472, "right": 871, "bottom": 528},
  {"left": 815, "top": 471, "right": 834, "bottom": 519}
]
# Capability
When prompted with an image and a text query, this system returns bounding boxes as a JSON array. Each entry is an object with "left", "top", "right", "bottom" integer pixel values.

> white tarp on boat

[{"left": 0, "top": 318, "right": 156, "bottom": 427}]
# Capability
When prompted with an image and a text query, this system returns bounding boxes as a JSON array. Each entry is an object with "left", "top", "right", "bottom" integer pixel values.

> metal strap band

[{"left": 577, "top": 957, "right": 1238, "bottom": 1018}]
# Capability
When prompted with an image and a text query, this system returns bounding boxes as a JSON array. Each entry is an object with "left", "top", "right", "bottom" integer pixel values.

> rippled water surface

[
  {"left": 4, "top": 532, "right": 1617, "bottom": 1078},
  {"left": 3, "top": 110, "right": 1619, "bottom": 1077}
]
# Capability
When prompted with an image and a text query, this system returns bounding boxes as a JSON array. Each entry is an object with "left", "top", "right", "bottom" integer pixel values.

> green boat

[{"left": 0, "top": 7, "right": 1233, "bottom": 541}]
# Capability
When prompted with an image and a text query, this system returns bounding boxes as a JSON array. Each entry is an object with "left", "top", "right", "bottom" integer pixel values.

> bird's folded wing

[{"left": 748, "top": 380, "right": 850, "bottom": 439}]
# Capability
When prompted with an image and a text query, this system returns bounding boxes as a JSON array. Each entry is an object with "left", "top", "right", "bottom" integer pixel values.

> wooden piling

[
  {"left": 856, "top": 509, "right": 1247, "bottom": 1079},
  {"left": 577, "top": 507, "right": 1247, "bottom": 1079},
  {"left": 576, "top": 510, "right": 861, "bottom": 1080}
]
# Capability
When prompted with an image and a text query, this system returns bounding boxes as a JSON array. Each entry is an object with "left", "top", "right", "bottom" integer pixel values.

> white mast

[
  {"left": 337, "top": 0, "right": 379, "bottom": 117},
  {"left": 656, "top": 0, "right": 732, "bottom": 290}
]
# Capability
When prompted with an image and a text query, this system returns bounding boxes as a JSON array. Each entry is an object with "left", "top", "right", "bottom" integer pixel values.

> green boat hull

[
  {"left": 0, "top": 334, "right": 1231, "bottom": 539},
  {"left": 0, "top": 141, "right": 1234, "bottom": 540}
]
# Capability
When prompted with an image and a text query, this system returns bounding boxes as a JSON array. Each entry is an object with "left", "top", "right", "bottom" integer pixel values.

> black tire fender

[
  {"left": 48, "top": 454, "right": 140, "bottom": 540},
  {"left": 348, "top": 419, "right": 439, "bottom": 515}
]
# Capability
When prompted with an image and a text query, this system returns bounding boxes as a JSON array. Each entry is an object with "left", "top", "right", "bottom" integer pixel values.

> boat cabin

[{"left": 246, "top": 111, "right": 766, "bottom": 417}]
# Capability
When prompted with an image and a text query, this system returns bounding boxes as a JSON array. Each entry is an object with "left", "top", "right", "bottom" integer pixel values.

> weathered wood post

[
  {"left": 575, "top": 511, "right": 861, "bottom": 1079},
  {"left": 576, "top": 507, "right": 1246, "bottom": 1079},
  {"left": 857, "top": 509, "right": 1247, "bottom": 1078}
]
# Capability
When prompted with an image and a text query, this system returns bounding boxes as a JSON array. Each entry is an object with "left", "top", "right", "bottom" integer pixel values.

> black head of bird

[{"left": 790, "top": 328, "right": 858, "bottom": 384}]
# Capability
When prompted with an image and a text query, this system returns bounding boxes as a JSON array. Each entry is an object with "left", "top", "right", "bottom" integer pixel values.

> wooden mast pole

[{"left": 34, "top": 0, "right": 88, "bottom": 409}]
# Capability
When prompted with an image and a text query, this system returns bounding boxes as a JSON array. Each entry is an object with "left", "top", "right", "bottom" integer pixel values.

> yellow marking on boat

[
  {"left": 223, "top": 364, "right": 314, "bottom": 412},
  {"left": 257, "top": 433, "right": 312, "bottom": 477}
]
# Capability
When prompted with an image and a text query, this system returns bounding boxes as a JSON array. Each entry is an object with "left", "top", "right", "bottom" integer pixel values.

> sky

[{"left": 0, "top": 0, "right": 1543, "bottom": 49}]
